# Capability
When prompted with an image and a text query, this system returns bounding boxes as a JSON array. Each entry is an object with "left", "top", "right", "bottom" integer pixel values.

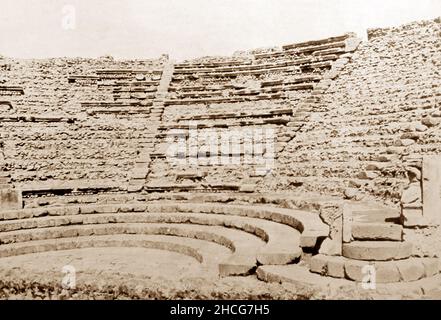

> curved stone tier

[
  {"left": 0, "top": 202, "right": 328, "bottom": 248},
  {"left": 0, "top": 202, "right": 324, "bottom": 277},
  {"left": 310, "top": 254, "right": 439, "bottom": 283},
  {"left": 342, "top": 241, "right": 413, "bottom": 261},
  {"left": 256, "top": 263, "right": 441, "bottom": 297}
]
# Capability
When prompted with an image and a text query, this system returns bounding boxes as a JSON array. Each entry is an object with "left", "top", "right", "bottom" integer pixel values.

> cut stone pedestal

[
  {"left": 0, "top": 188, "right": 22, "bottom": 210},
  {"left": 318, "top": 202, "right": 343, "bottom": 255}
]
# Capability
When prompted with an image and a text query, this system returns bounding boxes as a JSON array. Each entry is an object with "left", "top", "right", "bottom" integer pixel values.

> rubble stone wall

[{"left": 277, "top": 18, "right": 441, "bottom": 204}]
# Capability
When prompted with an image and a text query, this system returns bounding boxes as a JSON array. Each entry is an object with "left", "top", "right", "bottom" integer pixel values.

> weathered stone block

[
  {"left": 2, "top": 210, "right": 19, "bottom": 220},
  {"left": 131, "top": 203, "right": 147, "bottom": 212},
  {"left": 422, "top": 116, "right": 441, "bottom": 127},
  {"left": 257, "top": 250, "right": 301, "bottom": 265},
  {"left": 352, "top": 223, "right": 402, "bottom": 241},
  {"left": 128, "top": 185, "right": 143, "bottom": 193},
  {"left": 299, "top": 234, "right": 319, "bottom": 248},
  {"left": 309, "top": 254, "right": 328, "bottom": 275},
  {"left": 77, "top": 227, "right": 94, "bottom": 237},
  {"left": 342, "top": 241, "right": 412, "bottom": 261},
  {"left": 219, "top": 255, "right": 256, "bottom": 277},
  {"left": 326, "top": 255, "right": 346, "bottom": 278},
  {"left": 402, "top": 208, "right": 428, "bottom": 227},
  {"left": 396, "top": 259, "right": 425, "bottom": 282},
  {"left": 0, "top": 189, "right": 22, "bottom": 210},
  {"left": 357, "top": 171, "right": 378, "bottom": 180},
  {"left": 421, "top": 258, "right": 439, "bottom": 277},
  {"left": 318, "top": 203, "right": 343, "bottom": 255},
  {"left": 401, "top": 182, "right": 422, "bottom": 205},
  {"left": 37, "top": 219, "right": 56, "bottom": 228},
  {"left": 345, "top": 37, "right": 362, "bottom": 52},
  {"left": 343, "top": 259, "right": 368, "bottom": 282},
  {"left": 422, "top": 155, "right": 441, "bottom": 225},
  {"left": 239, "top": 184, "right": 255, "bottom": 193},
  {"left": 342, "top": 204, "right": 353, "bottom": 243},
  {"left": 374, "top": 262, "right": 401, "bottom": 283}
]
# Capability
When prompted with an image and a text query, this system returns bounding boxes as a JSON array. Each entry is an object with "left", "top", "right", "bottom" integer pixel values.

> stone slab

[
  {"left": 396, "top": 259, "right": 425, "bottom": 282},
  {"left": 0, "top": 189, "right": 22, "bottom": 210},
  {"left": 423, "top": 156, "right": 441, "bottom": 225},
  {"left": 219, "top": 255, "right": 256, "bottom": 277},
  {"left": 342, "top": 204, "right": 353, "bottom": 243},
  {"left": 342, "top": 241, "right": 412, "bottom": 261},
  {"left": 352, "top": 223, "right": 402, "bottom": 241}
]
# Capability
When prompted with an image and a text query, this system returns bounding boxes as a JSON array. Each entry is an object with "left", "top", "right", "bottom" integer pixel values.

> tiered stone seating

[
  {"left": 4, "top": 119, "right": 158, "bottom": 184},
  {"left": 147, "top": 123, "right": 280, "bottom": 192},
  {"left": 1, "top": 57, "right": 166, "bottom": 187},
  {"left": 139, "top": 34, "right": 361, "bottom": 194},
  {"left": 166, "top": 34, "right": 356, "bottom": 107},
  {"left": 20, "top": 180, "right": 126, "bottom": 198},
  {"left": 75, "top": 68, "right": 163, "bottom": 116},
  {"left": 149, "top": 96, "right": 302, "bottom": 191},
  {"left": 0, "top": 201, "right": 328, "bottom": 276}
]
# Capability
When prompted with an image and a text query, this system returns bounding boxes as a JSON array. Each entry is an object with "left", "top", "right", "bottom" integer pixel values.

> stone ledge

[
  {"left": 342, "top": 241, "right": 413, "bottom": 261},
  {"left": 257, "top": 264, "right": 441, "bottom": 298},
  {"left": 352, "top": 222, "right": 403, "bottom": 241},
  {"left": 310, "top": 254, "right": 439, "bottom": 283},
  {"left": 0, "top": 211, "right": 304, "bottom": 266},
  {"left": 0, "top": 201, "right": 327, "bottom": 250}
]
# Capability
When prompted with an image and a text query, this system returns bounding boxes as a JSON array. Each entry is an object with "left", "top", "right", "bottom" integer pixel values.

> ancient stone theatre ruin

[{"left": 0, "top": 17, "right": 440, "bottom": 299}]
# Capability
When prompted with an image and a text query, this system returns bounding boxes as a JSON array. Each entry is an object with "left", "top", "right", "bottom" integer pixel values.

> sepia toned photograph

[{"left": 0, "top": 0, "right": 440, "bottom": 303}]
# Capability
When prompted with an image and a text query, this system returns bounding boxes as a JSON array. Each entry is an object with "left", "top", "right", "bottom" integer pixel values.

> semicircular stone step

[
  {"left": 0, "top": 234, "right": 233, "bottom": 276},
  {"left": 0, "top": 223, "right": 262, "bottom": 276},
  {"left": 310, "top": 254, "right": 439, "bottom": 283},
  {"left": 0, "top": 202, "right": 328, "bottom": 250},
  {"left": 0, "top": 211, "right": 302, "bottom": 265},
  {"left": 352, "top": 222, "right": 403, "bottom": 241},
  {"left": 342, "top": 241, "right": 413, "bottom": 261}
]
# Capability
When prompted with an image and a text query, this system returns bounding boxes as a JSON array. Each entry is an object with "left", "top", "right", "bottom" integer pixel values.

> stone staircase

[
  {"left": 309, "top": 205, "right": 439, "bottom": 283},
  {"left": 149, "top": 61, "right": 175, "bottom": 122},
  {"left": 128, "top": 61, "right": 175, "bottom": 191}
]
